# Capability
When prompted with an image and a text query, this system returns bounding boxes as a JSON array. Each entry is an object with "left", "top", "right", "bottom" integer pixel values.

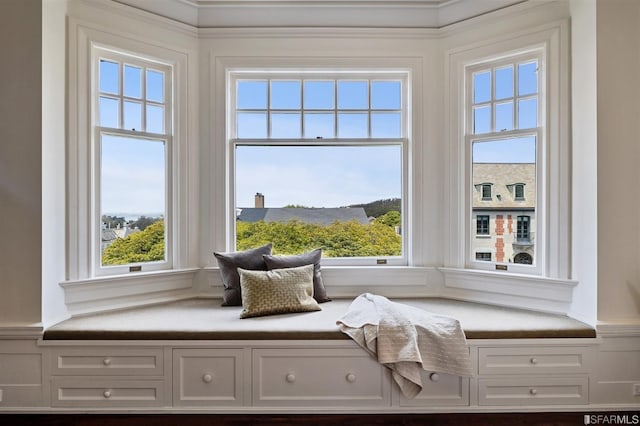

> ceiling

[{"left": 112, "top": 0, "right": 527, "bottom": 29}]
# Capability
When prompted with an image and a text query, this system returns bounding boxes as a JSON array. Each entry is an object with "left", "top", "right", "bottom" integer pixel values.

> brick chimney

[{"left": 255, "top": 192, "right": 265, "bottom": 208}]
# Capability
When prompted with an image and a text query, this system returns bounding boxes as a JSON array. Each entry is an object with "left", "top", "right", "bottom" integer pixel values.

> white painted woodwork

[
  {"left": 50, "top": 348, "right": 164, "bottom": 376},
  {"left": 398, "top": 371, "right": 470, "bottom": 407},
  {"left": 51, "top": 378, "right": 165, "bottom": 407},
  {"left": 478, "top": 376, "right": 589, "bottom": 406},
  {"left": 478, "top": 346, "right": 593, "bottom": 375}
]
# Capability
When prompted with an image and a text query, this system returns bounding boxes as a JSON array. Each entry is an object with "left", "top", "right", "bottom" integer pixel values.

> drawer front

[
  {"left": 51, "top": 378, "right": 165, "bottom": 407},
  {"left": 478, "top": 346, "right": 590, "bottom": 375},
  {"left": 51, "top": 348, "right": 163, "bottom": 376},
  {"left": 399, "top": 371, "right": 469, "bottom": 407},
  {"left": 173, "top": 349, "right": 244, "bottom": 407},
  {"left": 0, "top": 386, "right": 43, "bottom": 407},
  {"left": 253, "top": 348, "right": 390, "bottom": 407},
  {"left": 478, "top": 376, "right": 588, "bottom": 406}
]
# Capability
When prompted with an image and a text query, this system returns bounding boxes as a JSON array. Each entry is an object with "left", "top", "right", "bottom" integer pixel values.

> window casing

[
  {"left": 93, "top": 47, "right": 173, "bottom": 276},
  {"left": 466, "top": 50, "right": 543, "bottom": 274},
  {"left": 228, "top": 70, "right": 409, "bottom": 266}
]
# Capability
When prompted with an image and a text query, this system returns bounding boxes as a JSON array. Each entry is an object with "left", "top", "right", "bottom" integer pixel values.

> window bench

[
  {"left": 43, "top": 297, "right": 595, "bottom": 340},
  {"left": 12, "top": 298, "right": 599, "bottom": 412}
]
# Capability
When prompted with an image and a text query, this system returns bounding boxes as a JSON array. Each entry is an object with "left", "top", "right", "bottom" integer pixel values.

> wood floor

[{"left": 0, "top": 412, "right": 594, "bottom": 426}]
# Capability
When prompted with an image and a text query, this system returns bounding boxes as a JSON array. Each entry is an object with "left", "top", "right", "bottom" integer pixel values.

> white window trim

[
  {"left": 209, "top": 56, "right": 426, "bottom": 286},
  {"left": 92, "top": 47, "right": 174, "bottom": 277},
  {"left": 227, "top": 70, "right": 409, "bottom": 266},
  {"left": 66, "top": 20, "right": 197, "bottom": 310},
  {"left": 442, "top": 20, "right": 572, "bottom": 312}
]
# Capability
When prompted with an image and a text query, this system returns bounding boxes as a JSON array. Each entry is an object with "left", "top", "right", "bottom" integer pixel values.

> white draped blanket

[{"left": 336, "top": 293, "right": 473, "bottom": 399}]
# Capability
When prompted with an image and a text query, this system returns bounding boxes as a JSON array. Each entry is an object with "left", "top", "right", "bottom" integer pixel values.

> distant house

[
  {"left": 237, "top": 207, "right": 369, "bottom": 226},
  {"left": 472, "top": 163, "right": 536, "bottom": 264}
]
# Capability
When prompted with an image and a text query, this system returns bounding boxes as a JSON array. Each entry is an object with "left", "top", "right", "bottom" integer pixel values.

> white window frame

[
  {"left": 92, "top": 47, "right": 174, "bottom": 276},
  {"left": 227, "top": 70, "right": 410, "bottom": 266},
  {"left": 465, "top": 50, "right": 544, "bottom": 276},
  {"left": 443, "top": 21, "right": 573, "bottom": 312}
]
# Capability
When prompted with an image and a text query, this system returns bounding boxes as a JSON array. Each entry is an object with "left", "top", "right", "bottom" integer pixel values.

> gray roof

[{"left": 237, "top": 207, "right": 369, "bottom": 226}]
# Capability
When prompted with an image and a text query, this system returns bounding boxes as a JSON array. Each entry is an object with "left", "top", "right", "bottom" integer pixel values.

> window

[
  {"left": 476, "top": 215, "right": 490, "bottom": 235},
  {"left": 517, "top": 215, "right": 530, "bottom": 242},
  {"left": 230, "top": 72, "right": 407, "bottom": 264},
  {"left": 480, "top": 184, "right": 492, "bottom": 200},
  {"left": 467, "top": 51, "right": 540, "bottom": 271},
  {"left": 95, "top": 48, "right": 173, "bottom": 275},
  {"left": 475, "top": 252, "right": 492, "bottom": 261},
  {"left": 514, "top": 183, "right": 525, "bottom": 200}
]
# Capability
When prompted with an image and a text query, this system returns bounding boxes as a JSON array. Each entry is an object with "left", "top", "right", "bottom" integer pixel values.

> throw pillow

[
  {"left": 214, "top": 243, "right": 272, "bottom": 306},
  {"left": 263, "top": 248, "right": 331, "bottom": 303},
  {"left": 238, "top": 264, "right": 321, "bottom": 319}
]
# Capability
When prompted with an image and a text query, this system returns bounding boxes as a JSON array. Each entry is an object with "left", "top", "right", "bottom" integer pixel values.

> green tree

[
  {"left": 102, "top": 220, "right": 165, "bottom": 265},
  {"left": 376, "top": 210, "right": 401, "bottom": 228},
  {"left": 130, "top": 215, "right": 162, "bottom": 231},
  {"left": 236, "top": 219, "right": 401, "bottom": 257}
]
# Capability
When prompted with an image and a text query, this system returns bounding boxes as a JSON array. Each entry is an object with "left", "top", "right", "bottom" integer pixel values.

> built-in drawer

[
  {"left": 398, "top": 371, "right": 469, "bottom": 407},
  {"left": 50, "top": 348, "right": 163, "bottom": 376},
  {"left": 253, "top": 348, "right": 390, "bottom": 407},
  {"left": 173, "top": 348, "right": 244, "bottom": 407},
  {"left": 51, "top": 378, "right": 165, "bottom": 407},
  {"left": 478, "top": 376, "right": 588, "bottom": 406},
  {"left": 478, "top": 346, "right": 591, "bottom": 375}
]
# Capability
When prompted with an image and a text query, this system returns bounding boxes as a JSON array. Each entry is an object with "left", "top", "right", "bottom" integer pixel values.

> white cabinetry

[
  {"left": 0, "top": 340, "right": 43, "bottom": 407},
  {"left": 476, "top": 343, "right": 593, "bottom": 406},
  {"left": 252, "top": 347, "right": 391, "bottom": 407},
  {"left": 397, "top": 371, "right": 470, "bottom": 407},
  {"left": 173, "top": 348, "right": 245, "bottom": 407},
  {"left": 49, "top": 346, "right": 167, "bottom": 407}
]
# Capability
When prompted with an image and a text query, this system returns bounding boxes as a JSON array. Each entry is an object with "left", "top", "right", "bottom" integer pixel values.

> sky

[{"left": 99, "top": 61, "right": 538, "bottom": 215}]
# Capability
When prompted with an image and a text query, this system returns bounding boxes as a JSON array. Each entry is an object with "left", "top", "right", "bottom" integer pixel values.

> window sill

[
  {"left": 203, "top": 265, "right": 441, "bottom": 299},
  {"left": 438, "top": 267, "right": 577, "bottom": 314},
  {"left": 60, "top": 268, "right": 199, "bottom": 317}
]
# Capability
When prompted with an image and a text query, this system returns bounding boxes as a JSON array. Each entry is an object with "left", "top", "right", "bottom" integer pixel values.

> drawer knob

[
  {"left": 103, "top": 358, "right": 112, "bottom": 366},
  {"left": 202, "top": 373, "right": 213, "bottom": 383},
  {"left": 286, "top": 373, "right": 296, "bottom": 383},
  {"left": 529, "top": 388, "right": 538, "bottom": 395},
  {"left": 429, "top": 373, "right": 440, "bottom": 382},
  {"left": 346, "top": 373, "right": 356, "bottom": 383},
  {"left": 530, "top": 357, "right": 538, "bottom": 365},
  {"left": 103, "top": 390, "right": 112, "bottom": 399}
]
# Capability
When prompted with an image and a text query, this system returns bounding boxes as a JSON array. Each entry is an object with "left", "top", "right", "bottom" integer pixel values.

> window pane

[
  {"left": 124, "top": 65, "right": 142, "bottom": 99},
  {"left": 99, "top": 96, "right": 119, "bottom": 128},
  {"left": 271, "top": 80, "right": 301, "bottom": 109},
  {"left": 518, "top": 98, "right": 538, "bottom": 129},
  {"left": 495, "top": 101, "right": 513, "bottom": 132},
  {"left": 495, "top": 66, "right": 513, "bottom": 100},
  {"left": 237, "top": 112, "right": 267, "bottom": 138},
  {"left": 337, "top": 81, "right": 368, "bottom": 110},
  {"left": 124, "top": 101, "right": 142, "bottom": 131},
  {"left": 146, "top": 104, "right": 164, "bottom": 134},
  {"left": 271, "top": 113, "right": 301, "bottom": 138},
  {"left": 235, "top": 145, "right": 402, "bottom": 257},
  {"left": 371, "top": 112, "right": 401, "bottom": 138},
  {"left": 99, "top": 60, "right": 119, "bottom": 95},
  {"left": 518, "top": 61, "right": 538, "bottom": 96},
  {"left": 371, "top": 81, "right": 401, "bottom": 110},
  {"left": 304, "top": 113, "right": 334, "bottom": 138},
  {"left": 473, "top": 105, "right": 491, "bottom": 134},
  {"left": 473, "top": 71, "right": 490, "bottom": 104},
  {"left": 472, "top": 136, "right": 536, "bottom": 266},
  {"left": 237, "top": 80, "right": 267, "bottom": 109},
  {"left": 146, "top": 70, "right": 164, "bottom": 103},
  {"left": 337, "top": 113, "right": 368, "bottom": 138},
  {"left": 304, "top": 80, "right": 334, "bottom": 110},
  {"left": 100, "top": 135, "right": 166, "bottom": 266}
]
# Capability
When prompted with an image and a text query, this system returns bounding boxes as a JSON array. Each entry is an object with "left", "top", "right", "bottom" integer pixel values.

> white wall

[
  {"left": 42, "top": 0, "right": 69, "bottom": 327},
  {"left": 0, "top": 0, "right": 42, "bottom": 326},
  {"left": 596, "top": 0, "right": 640, "bottom": 322},
  {"left": 569, "top": 0, "right": 598, "bottom": 325}
]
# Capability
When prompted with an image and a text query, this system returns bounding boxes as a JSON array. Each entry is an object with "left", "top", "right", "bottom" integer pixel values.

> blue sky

[{"left": 100, "top": 63, "right": 538, "bottom": 215}]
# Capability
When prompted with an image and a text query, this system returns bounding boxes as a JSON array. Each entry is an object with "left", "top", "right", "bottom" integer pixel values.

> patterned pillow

[
  {"left": 214, "top": 243, "right": 272, "bottom": 306},
  {"left": 263, "top": 248, "right": 331, "bottom": 303},
  {"left": 238, "top": 264, "right": 321, "bottom": 319}
]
